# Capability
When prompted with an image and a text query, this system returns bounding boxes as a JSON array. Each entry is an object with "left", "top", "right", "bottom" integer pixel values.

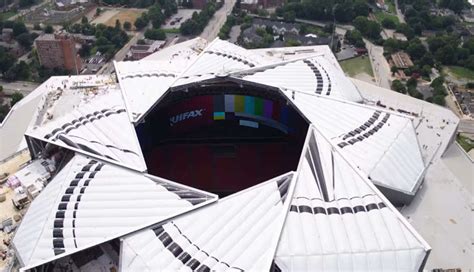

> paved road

[
  {"left": 365, "top": 39, "right": 391, "bottom": 89},
  {"left": 8, "top": 0, "right": 49, "bottom": 21},
  {"left": 200, "top": 0, "right": 237, "bottom": 41},
  {"left": 294, "top": 18, "right": 354, "bottom": 36},
  {"left": 458, "top": 119, "right": 474, "bottom": 134},
  {"left": 0, "top": 80, "right": 39, "bottom": 96},
  {"left": 394, "top": 0, "right": 406, "bottom": 24}
]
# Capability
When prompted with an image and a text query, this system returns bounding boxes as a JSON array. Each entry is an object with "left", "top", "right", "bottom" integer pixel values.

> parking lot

[
  {"left": 162, "top": 9, "right": 199, "bottom": 30},
  {"left": 81, "top": 52, "right": 107, "bottom": 74}
]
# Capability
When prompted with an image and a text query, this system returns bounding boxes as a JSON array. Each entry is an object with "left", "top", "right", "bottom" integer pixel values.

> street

[
  {"left": 294, "top": 18, "right": 354, "bottom": 36},
  {"left": 0, "top": 80, "right": 40, "bottom": 96},
  {"left": 458, "top": 119, "right": 474, "bottom": 134},
  {"left": 365, "top": 39, "right": 391, "bottom": 89},
  {"left": 98, "top": 28, "right": 146, "bottom": 75},
  {"left": 200, "top": 0, "right": 237, "bottom": 41},
  {"left": 394, "top": 0, "right": 406, "bottom": 24}
]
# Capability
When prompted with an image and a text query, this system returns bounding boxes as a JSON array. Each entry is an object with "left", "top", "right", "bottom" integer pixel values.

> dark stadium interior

[{"left": 136, "top": 82, "right": 309, "bottom": 196}]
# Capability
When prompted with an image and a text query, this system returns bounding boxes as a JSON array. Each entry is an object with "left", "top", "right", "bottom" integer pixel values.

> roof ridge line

[{"left": 305, "top": 124, "right": 431, "bottom": 251}]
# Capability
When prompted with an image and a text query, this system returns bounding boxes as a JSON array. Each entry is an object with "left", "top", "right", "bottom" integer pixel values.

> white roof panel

[
  {"left": 27, "top": 88, "right": 146, "bottom": 171},
  {"left": 275, "top": 126, "right": 430, "bottom": 271},
  {"left": 13, "top": 154, "right": 217, "bottom": 270},
  {"left": 282, "top": 89, "right": 425, "bottom": 194},
  {"left": 115, "top": 61, "right": 178, "bottom": 123},
  {"left": 121, "top": 172, "right": 295, "bottom": 272},
  {"left": 232, "top": 55, "right": 362, "bottom": 102}
]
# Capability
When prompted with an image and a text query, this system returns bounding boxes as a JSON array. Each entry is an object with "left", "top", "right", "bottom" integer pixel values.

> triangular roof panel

[
  {"left": 26, "top": 89, "right": 147, "bottom": 171},
  {"left": 275, "top": 126, "right": 430, "bottom": 271},
  {"left": 13, "top": 154, "right": 217, "bottom": 270},
  {"left": 281, "top": 89, "right": 425, "bottom": 195},
  {"left": 121, "top": 172, "right": 295, "bottom": 272}
]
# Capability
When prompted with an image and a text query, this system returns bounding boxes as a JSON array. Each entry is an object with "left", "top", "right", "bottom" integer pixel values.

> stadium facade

[{"left": 7, "top": 38, "right": 460, "bottom": 271}]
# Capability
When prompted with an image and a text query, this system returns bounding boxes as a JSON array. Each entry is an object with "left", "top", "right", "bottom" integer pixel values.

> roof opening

[{"left": 136, "top": 83, "right": 309, "bottom": 197}]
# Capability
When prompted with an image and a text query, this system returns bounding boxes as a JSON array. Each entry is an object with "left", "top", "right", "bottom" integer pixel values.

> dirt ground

[
  {"left": 91, "top": 8, "right": 145, "bottom": 30},
  {"left": 0, "top": 151, "right": 30, "bottom": 271}
]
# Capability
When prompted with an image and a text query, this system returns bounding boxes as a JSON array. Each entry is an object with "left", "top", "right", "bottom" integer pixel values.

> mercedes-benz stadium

[{"left": 0, "top": 38, "right": 461, "bottom": 271}]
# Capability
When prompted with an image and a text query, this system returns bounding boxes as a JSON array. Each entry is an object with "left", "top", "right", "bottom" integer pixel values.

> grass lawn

[
  {"left": 385, "top": 0, "right": 396, "bottom": 14},
  {"left": 373, "top": 10, "right": 400, "bottom": 25},
  {"left": 339, "top": 56, "right": 374, "bottom": 77},
  {"left": 457, "top": 134, "right": 474, "bottom": 152},
  {"left": 163, "top": 28, "right": 180, "bottom": 34},
  {"left": 0, "top": 11, "right": 17, "bottom": 20},
  {"left": 446, "top": 66, "right": 474, "bottom": 81}
]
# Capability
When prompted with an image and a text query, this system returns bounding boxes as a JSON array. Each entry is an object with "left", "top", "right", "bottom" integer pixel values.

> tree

[
  {"left": 391, "top": 79, "right": 406, "bottom": 93},
  {"left": 432, "top": 95, "right": 445, "bottom": 106},
  {"left": 283, "top": 11, "right": 296, "bottom": 22},
  {"left": 81, "top": 16, "right": 88, "bottom": 25},
  {"left": 16, "top": 33, "right": 33, "bottom": 49},
  {"left": 123, "top": 21, "right": 132, "bottom": 31},
  {"left": 33, "top": 23, "right": 41, "bottom": 30},
  {"left": 353, "top": 0, "right": 369, "bottom": 17},
  {"left": 10, "top": 92, "right": 24, "bottom": 107},
  {"left": 430, "top": 76, "right": 444, "bottom": 88},
  {"left": 381, "top": 18, "right": 396, "bottom": 29},
  {"left": 0, "top": 48, "right": 15, "bottom": 74},
  {"left": 12, "top": 22, "right": 28, "bottom": 37},
  {"left": 115, "top": 19, "right": 121, "bottom": 30},
  {"left": 391, "top": 66, "right": 398, "bottom": 75},
  {"left": 95, "top": 8, "right": 102, "bottom": 17},
  {"left": 19, "top": 0, "right": 34, "bottom": 8},
  {"left": 406, "top": 39, "right": 426, "bottom": 60},
  {"left": 134, "top": 17, "right": 148, "bottom": 30},
  {"left": 44, "top": 25, "right": 54, "bottom": 34},
  {"left": 407, "top": 77, "right": 418, "bottom": 88},
  {"left": 144, "top": 28, "right": 166, "bottom": 40},
  {"left": 79, "top": 43, "right": 91, "bottom": 57}
]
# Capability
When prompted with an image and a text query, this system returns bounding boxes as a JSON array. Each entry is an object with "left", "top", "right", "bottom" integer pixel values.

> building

[
  {"left": 393, "top": 32, "right": 408, "bottom": 41},
  {"left": 54, "top": 0, "right": 88, "bottom": 9},
  {"left": 3, "top": 38, "right": 465, "bottom": 271},
  {"left": 391, "top": 51, "right": 414, "bottom": 69},
  {"left": 35, "top": 33, "right": 82, "bottom": 74},
  {"left": 128, "top": 40, "right": 166, "bottom": 60}
]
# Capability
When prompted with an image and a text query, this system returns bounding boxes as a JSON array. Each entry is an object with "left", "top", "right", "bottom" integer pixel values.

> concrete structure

[
  {"left": 128, "top": 40, "right": 166, "bottom": 60},
  {"left": 35, "top": 33, "right": 82, "bottom": 74},
  {"left": 2, "top": 38, "right": 466, "bottom": 271},
  {"left": 391, "top": 51, "right": 414, "bottom": 69}
]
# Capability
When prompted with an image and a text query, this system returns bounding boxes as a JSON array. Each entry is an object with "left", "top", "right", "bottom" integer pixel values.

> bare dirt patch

[{"left": 104, "top": 9, "right": 145, "bottom": 30}]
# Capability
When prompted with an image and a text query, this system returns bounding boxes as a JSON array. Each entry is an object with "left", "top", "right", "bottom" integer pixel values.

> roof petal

[
  {"left": 13, "top": 154, "right": 217, "bottom": 270},
  {"left": 121, "top": 172, "right": 296, "bottom": 272},
  {"left": 275, "top": 126, "right": 430, "bottom": 271}
]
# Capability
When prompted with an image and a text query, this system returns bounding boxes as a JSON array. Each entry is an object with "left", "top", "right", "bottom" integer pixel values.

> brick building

[{"left": 35, "top": 33, "right": 82, "bottom": 74}]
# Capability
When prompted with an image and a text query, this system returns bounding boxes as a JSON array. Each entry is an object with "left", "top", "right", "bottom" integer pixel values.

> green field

[
  {"left": 373, "top": 10, "right": 400, "bottom": 25},
  {"left": 446, "top": 66, "right": 474, "bottom": 81},
  {"left": 0, "top": 11, "right": 16, "bottom": 20},
  {"left": 339, "top": 56, "right": 374, "bottom": 77},
  {"left": 385, "top": 0, "right": 396, "bottom": 13},
  {"left": 163, "top": 28, "right": 180, "bottom": 34}
]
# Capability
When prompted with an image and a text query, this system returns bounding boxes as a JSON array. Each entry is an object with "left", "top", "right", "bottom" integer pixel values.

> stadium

[{"left": 1, "top": 38, "right": 461, "bottom": 271}]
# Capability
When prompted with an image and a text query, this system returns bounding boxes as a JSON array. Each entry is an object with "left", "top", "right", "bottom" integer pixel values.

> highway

[{"left": 200, "top": 0, "right": 237, "bottom": 41}]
